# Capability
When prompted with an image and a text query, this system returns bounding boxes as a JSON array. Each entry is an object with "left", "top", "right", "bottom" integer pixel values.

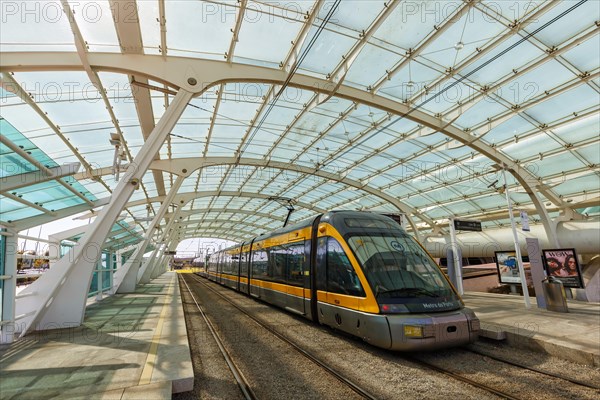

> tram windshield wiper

[{"left": 376, "top": 287, "right": 440, "bottom": 298}]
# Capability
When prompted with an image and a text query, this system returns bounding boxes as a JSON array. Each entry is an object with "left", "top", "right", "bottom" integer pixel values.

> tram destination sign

[
  {"left": 453, "top": 219, "right": 482, "bottom": 232},
  {"left": 164, "top": 251, "right": 177, "bottom": 255}
]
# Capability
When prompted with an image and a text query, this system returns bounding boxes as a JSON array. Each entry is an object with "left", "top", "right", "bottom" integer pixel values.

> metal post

[
  {"left": 503, "top": 167, "right": 531, "bottom": 308},
  {"left": 0, "top": 229, "right": 18, "bottom": 343},
  {"left": 448, "top": 218, "right": 464, "bottom": 295},
  {"left": 95, "top": 256, "right": 103, "bottom": 301}
]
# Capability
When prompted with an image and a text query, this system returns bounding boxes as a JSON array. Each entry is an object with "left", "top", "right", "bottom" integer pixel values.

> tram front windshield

[{"left": 345, "top": 222, "right": 461, "bottom": 313}]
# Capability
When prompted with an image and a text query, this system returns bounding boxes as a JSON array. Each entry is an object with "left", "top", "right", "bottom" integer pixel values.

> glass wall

[
  {"left": 0, "top": 231, "right": 5, "bottom": 322},
  {"left": 88, "top": 251, "right": 115, "bottom": 297}
]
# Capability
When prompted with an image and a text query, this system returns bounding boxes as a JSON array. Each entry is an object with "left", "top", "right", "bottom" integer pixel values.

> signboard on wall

[{"left": 542, "top": 248, "right": 584, "bottom": 288}]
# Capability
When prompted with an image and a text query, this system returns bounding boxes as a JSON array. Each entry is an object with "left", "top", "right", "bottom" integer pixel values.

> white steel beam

[
  {"left": 115, "top": 175, "right": 185, "bottom": 293},
  {"left": 226, "top": 0, "right": 248, "bottom": 63},
  {"left": 162, "top": 218, "right": 272, "bottom": 233},
  {"left": 0, "top": 54, "right": 567, "bottom": 234},
  {"left": 0, "top": 134, "right": 94, "bottom": 207},
  {"left": 174, "top": 227, "right": 251, "bottom": 243},
  {"left": 108, "top": 0, "right": 167, "bottom": 198},
  {"left": 163, "top": 209, "right": 286, "bottom": 223},
  {"left": 0, "top": 162, "right": 81, "bottom": 193},
  {"left": 140, "top": 206, "right": 181, "bottom": 283},
  {"left": 8, "top": 198, "right": 111, "bottom": 231},
  {"left": 13, "top": 89, "right": 193, "bottom": 338}
]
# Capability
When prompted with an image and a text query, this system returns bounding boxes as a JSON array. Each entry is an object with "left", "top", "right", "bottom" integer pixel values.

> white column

[
  {"left": 14, "top": 89, "right": 193, "bottom": 337},
  {"left": 115, "top": 175, "right": 185, "bottom": 293},
  {"left": 139, "top": 207, "right": 181, "bottom": 283},
  {"left": 503, "top": 167, "right": 531, "bottom": 308},
  {"left": 448, "top": 218, "right": 464, "bottom": 295},
  {"left": 0, "top": 229, "right": 18, "bottom": 343}
]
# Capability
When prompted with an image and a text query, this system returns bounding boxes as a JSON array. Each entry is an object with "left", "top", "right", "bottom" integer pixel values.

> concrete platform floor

[
  {"left": 464, "top": 292, "right": 600, "bottom": 367},
  {"left": 0, "top": 272, "right": 193, "bottom": 400}
]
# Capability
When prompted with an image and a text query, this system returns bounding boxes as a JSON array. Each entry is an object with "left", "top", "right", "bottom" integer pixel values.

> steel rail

[
  {"left": 188, "top": 273, "right": 378, "bottom": 400},
  {"left": 405, "top": 355, "right": 522, "bottom": 400},
  {"left": 179, "top": 275, "right": 257, "bottom": 400},
  {"left": 462, "top": 348, "right": 600, "bottom": 391}
]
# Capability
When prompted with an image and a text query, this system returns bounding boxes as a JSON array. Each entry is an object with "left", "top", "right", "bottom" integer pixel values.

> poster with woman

[{"left": 542, "top": 248, "right": 584, "bottom": 288}]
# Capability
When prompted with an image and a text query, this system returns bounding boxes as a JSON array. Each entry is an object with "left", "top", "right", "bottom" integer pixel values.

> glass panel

[
  {"left": 563, "top": 36, "right": 600, "bottom": 73},
  {"left": 1, "top": 0, "right": 76, "bottom": 52},
  {"left": 137, "top": 0, "right": 160, "bottom": 53},
  {"left": 296, "top": 27, "right": 356, "bottom": 76},
  {"left": 234, "top": 8, "right": 301, "bottom": 65},
  {"left": 166, "top": 0, "right": 235, "bottom": 58},
  {"left": 525, "top": 1, "right": 598, "bottom": 45},
  {"left": 66, "top": 0, "right": 120, "bottom": 52}
]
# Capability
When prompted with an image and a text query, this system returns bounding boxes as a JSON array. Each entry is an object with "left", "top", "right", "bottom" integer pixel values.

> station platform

[
  {"left": 0, "top": 272, "right": 193, "bottom": 400},
  {"left": 463, "top": 292, "right": 600, "bottom": 367},
  {"left": 1, "top": 278, "right": 598, "bottom": 399}
]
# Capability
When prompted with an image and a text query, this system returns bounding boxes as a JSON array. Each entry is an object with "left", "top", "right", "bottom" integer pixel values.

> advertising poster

[
  {"left": 495, "top": 251, "right": 522, "bottom": 284},
  {"left": 542, "top": 248, "right": 584, "bottom": 288}
]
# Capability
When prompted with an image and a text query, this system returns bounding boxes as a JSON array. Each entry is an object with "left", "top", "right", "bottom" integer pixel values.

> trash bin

[{"left": 542, "top": 276, "right": 569, "bottom": 312}]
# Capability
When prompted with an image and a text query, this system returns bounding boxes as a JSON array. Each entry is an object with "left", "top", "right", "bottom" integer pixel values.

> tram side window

[
  {"left": 286, "top": 243, "right": 305, "bottom": 285},
  {"left": 268, "top": 246, "right": 287, "bottom": 282},
  {"left": 240, "top": 251, "right": 248, "bottom": 276},
  {"left": 252, "top": 249, "right": 268, "bottom": 277},
  {"left": 327, "top": 238, "right": 365, "bottom": 297}
]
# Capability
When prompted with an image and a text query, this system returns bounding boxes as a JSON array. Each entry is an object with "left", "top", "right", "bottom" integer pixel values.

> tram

[{"left": 198, "top": 211, "right": 479, "bottom": 350}]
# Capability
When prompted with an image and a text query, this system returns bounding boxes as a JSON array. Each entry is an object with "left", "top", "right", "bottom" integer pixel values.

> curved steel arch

[
  {"left": 163, "top": 208, "right": 287, "bottom": 224},
  {"left": 172, "top": 228, "right": 254, "bottom": 243},
  {"left": 126, "top": 191, "right": 327, "bottom": 213},
  {"left": 151, "top": 157, "right": 429, "bottom": 233},
  {"left": 83, "top": 157, "right": 427, "bottom": 234},
  {"left": 1, "top": 53, "right": 561, "bottom": 243},
  {"left": 163, "top": 219, "right": 275, "bottom": 234}
]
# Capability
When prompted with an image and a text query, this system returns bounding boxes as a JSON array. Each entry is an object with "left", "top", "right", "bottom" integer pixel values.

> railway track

[
  {"left": 180, "top": 275, "right": 257, "bottom": 400},
  {"left": 462, "top": 347, "right": 600, "bottom": 391},
  {"left": 406, "top": 347, "right": 600, "bottom": 400},
  {"left": 404, "top": 356, "right": 521, "bottom": 400},
  {"left": 185, "top": 273, "right": 378, "bottom": 399},
  {"left": 184, "top": 274, "right": 599, "bottom": 400}
]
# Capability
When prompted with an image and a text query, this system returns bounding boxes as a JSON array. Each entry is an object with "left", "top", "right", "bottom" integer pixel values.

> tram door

[
  {"left": 249, "top": 244, "right": 266, "bottom": 298},
  {"left": 285, "top": 239, "right": 306, "bottom": 315}
]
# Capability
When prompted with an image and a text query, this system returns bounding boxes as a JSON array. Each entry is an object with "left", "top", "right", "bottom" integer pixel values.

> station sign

[{"left": 453, "top": 219, "right": 482, "bottom": 232}]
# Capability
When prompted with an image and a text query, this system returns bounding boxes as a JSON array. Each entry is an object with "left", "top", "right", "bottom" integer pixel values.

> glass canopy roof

[
  {"left": 1, "top": 0, "right": 598, "bottom": 245},
  {"left": 64, "top": 220, "right": 148, "bottom": 253}
]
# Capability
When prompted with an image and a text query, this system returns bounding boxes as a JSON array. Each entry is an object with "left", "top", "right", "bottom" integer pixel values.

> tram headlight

[{"left": 403, "top": 325, "right": 424, "bottom": 338}]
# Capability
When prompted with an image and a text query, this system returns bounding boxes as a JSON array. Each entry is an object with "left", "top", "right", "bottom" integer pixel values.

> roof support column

[
  {"left": 152, "top": 246, "right": 171, "bottom": 279},
  {"left": 0, "top": 228, "right": 18, "bottom": 344},
  {"left": 114, "top": 175, "right": 185, "bottom": 293},
  {"left": 140, "top": 207, "right": 181, "bottom": 283},
  {"left": 512, "top": 168, "right": 559, "bottom": 247},
  {"left": 13, "top": 89, "right": 193, "bottom": 338}
]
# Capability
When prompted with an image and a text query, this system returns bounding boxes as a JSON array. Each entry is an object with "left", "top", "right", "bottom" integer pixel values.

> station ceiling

[{"left": 1, "top": 0, "right": 599, "bottom": 245}]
